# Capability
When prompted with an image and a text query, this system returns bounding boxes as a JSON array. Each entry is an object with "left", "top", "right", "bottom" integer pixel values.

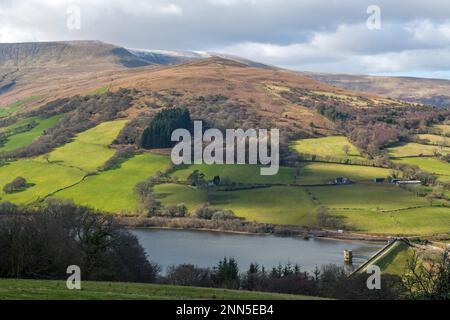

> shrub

[{"left": 3, "top": 176, "right": 29, "bottom": 194}]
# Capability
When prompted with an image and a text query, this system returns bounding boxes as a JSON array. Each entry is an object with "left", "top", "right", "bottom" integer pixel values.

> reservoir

[{"left": 131, "top": 228, "right": 384, "bottom": 274}]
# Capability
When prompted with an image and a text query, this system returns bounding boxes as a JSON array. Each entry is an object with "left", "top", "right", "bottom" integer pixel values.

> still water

[{"left": 131, "top": 228, "right": 384, "bottom": 274}]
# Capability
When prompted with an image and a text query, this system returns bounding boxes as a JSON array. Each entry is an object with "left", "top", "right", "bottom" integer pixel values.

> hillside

[
  {"left": 0, "top": 41, "right": 449, "bottom": 237},
  {"left": 0, "top": 41, "right": 150, "bottom": 69},
  {"left": 303, "top": 72, "right": 450, "bottom": 108},
  {"left": 0, "top": 41, "right": 151, "bottom": 108},
  {"left": 0, "top": 279, "right": 319, "bottom": 300}
]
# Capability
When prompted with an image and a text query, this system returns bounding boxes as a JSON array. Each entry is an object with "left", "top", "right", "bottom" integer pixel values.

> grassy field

[
  {"left": 374, "top": 241, "right": 415, "bottom": 276},
  {"left": 310, "top": 184, "right": 428, "bottom": 212},
  {"left": 333, "top": 207, "right": 450, "bottom": 235},
  {"left": 0, "top": 279, "right": 318, "bottom": 300},
  {"left": 0, "top": 116, "right": 40, "bottom": 133},
  {"left": 392, "top": 157, "right": 450, "bottom": 181},
  {"left": 290, "top": 136, "right": 363, "bottom": 160},
  {"left": 417, "top": 134, "right": 450, "bottom": 146},
  {"left": 57, "top": 153, "right": 170, "bottom": 213},
  {"left": 82, "top": 85, "right": 109, "bottom": 96},
  {"left": 211, "top": 186, "right": 317, "bottom": 225},
  {"left": 171, "top": 164, "right": 296, "bottom": 185},
  {"left": 0, "top": 95, "right": 43, "bottom": 117},
  {"left": 46, "top": 120, "right": 128, "bottom": 172},
  {"left": 154, "top": 183, "right": 208, "bottom": 212},
  {"left": 298, "top": 163, "right": 392, "bottom": 185},
  {"left": 387, "top": 143, "right": 450, "bottom": 157},
  {"left": 0, "top": 159, "right": 85, "bottom": 204},
  {"left": 0, "top": 115, "right": 63, "bottom": 152},
  {"left": 434, "top": 124, "right": 450, "bottom": 135}
]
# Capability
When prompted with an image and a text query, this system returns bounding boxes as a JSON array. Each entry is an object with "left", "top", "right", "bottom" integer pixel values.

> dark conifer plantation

[{"left": 141, "top": 108, "right": 192, "bottom": 148}]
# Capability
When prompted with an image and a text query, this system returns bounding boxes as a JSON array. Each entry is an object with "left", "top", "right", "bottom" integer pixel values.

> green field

[
  {"left": 374, "top": 241, "right": 415, "bottom": 276},
  {"left": 0, "top": 95, "right": 43, "bottom": 117},
  {"left": 334, "top": 207, "right": 450, "bottom": 235},
  {"left": 171, "top": 164, "right": 296, "bottom": 185},
  {"left": 0, "top": 159, "right": 85, "bottom": 204},
  {"left": 0, "top": 279, "right": 317, "bottom": 300},
  {"left": 155, "top": 184, "right": 317, "bottom": 225},
  {"left": 392, "top": 157, "right": 450, "bottom": 182},
  {"left": 82, "top": 85, "right": 109, "bottom": 96},
  {"left": 154, "top": 183, "right": 207, "bottom": 212},
  {"left": 417, "top": 134, "right": 450, "bottom": 146},
  {"left": 310, "top": 184, "right": 428, "bottom": 212},
  {"left": 387, "top": 143, "right": 450, "bottom": 158},
  {"left": 0, "top": 115, "right": 63, "bottom": 152},
  {"left": 0, "top": 116, "right": 40, "bottom": 133},
  {"left": 211, "top": 186, "right": 317, "bottom": 225},
  {"left": 46, "top": 120, "right": 128, "bottom": 172},
  {"left": 57, "top": 153, "right": 170, "bottom": 213},
  {"left": 290, "top": 136, "right": 363, "bottom": 160},
  {"left": 298, "top": 163, "right": 392, "bottom": 185},
  {"left": 434, "top": 124, "right": 450, "bottom": 135}
]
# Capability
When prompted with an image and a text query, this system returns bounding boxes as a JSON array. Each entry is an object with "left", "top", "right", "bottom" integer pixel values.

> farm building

[
  {"left": 373, "top": 178, "right": 386, "bottom": 183},
  {"left": 334, "top": 177, "right": 351, "bottom": 185},
  {"left": 395, "top": 180, "right": 422, "bottom": 185}
]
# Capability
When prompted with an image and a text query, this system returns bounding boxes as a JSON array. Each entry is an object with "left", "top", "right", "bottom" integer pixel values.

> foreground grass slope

[{"left": 0, "top": 279, "right": 318, "bottom": 300}]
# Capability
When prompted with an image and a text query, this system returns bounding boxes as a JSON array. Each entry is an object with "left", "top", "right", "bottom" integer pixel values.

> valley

[{"left": 0, "top": 42, "right": 449, "bottom": 239}]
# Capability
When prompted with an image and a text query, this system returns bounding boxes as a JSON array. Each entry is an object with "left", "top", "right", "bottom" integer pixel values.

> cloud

[{"left": 1, "top": 0, "right": 450, "bottom": 77}]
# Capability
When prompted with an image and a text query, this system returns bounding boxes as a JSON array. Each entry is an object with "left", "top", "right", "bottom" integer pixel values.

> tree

[
  {"left": 216, "top": 257, "right": 240, "bottom": 289},
  {"left": 402, "top": 250, "right": 450, "bottom": 300},
  {"left": 141, "top": 108, "right": 192, "bottom": 149},
  {"left": 342, "top": 145, "right": 351, "bottom": 156},
  {"left": 187, "top": 170, "right": 205, "bottom": 187},
  {"left": 3, "top": 176, "right": 28, "bottom": 194}
]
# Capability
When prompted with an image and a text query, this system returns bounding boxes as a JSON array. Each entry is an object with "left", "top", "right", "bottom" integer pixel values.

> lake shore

[{"left": 116, "top": 216, "right": 391, "bottom": 242}]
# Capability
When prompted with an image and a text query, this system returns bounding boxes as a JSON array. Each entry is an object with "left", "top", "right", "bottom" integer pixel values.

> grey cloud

[{"left": 1, "top": 0, "right": 450, "bottom": 77}]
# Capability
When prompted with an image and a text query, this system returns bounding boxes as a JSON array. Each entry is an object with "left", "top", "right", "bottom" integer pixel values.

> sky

[{"left": 1, "top": 0, "right": 450, "bottom": 78}]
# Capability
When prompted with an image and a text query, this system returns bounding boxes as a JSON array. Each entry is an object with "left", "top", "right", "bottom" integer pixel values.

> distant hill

[
  {"left": 0, "top": 40, "right": 150, "bottom": 69},
  {"left": 128, "top": 48, "right": 275, "bottom": 69},
  {"left": 303, "top": 72, "right": 450, "bottom": 108}
]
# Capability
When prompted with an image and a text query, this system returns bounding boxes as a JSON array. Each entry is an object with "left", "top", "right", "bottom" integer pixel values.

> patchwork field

[
  {"left": 56, "top": 153, "right": 170, "bottom": 213},
  {"left": 171, "top": 164, "right": 296, "bottom": 185},
  {"left": 387, "top": 143, "right": 450, "bottom": 158},
  {"left": 290, "top": 136, "right": 363, "bottom": 160},
  {"left": 0, "top": 95, "right": 43, "bottom": 117},
  {"left": 0, "top": 279, "right": 316, "bottom": 300},
  {"left": 297, "top": 163, "right": 392, "bottom": 185},
  {"left": 392, "top": 157, "right": 450, "bottom": 182},
  {"left": 0, "top": 115, "right": 63, "bottom": 152},
  {"left": 153, "top": 183, "right": 207, "bottom": 211},
  {"left": 333, "top": 207, "right": 450, "bottom": 235},
  {"left": 211, "top": 186, "right": 317, "bottom": 225},
  {"left": 434, "top": 124, "right": 450, "bottom": 135},
  {"left": 155, "top": 184, "right": 318, "bottom": 225},
  {"left": 417, "top": 134, "right": 450, "bottom": 146},
  {"left": 46, "top": 120, "right": 128, "bottom": 172},
  {"left": 0, "top": 116, "right": 40, "bottom": 133},
  {"left": 309, "top": 184, "right": 428, "bottom": 212},
  {"left": 0, "top": 159, "right": 85, "bottom": 204}
]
